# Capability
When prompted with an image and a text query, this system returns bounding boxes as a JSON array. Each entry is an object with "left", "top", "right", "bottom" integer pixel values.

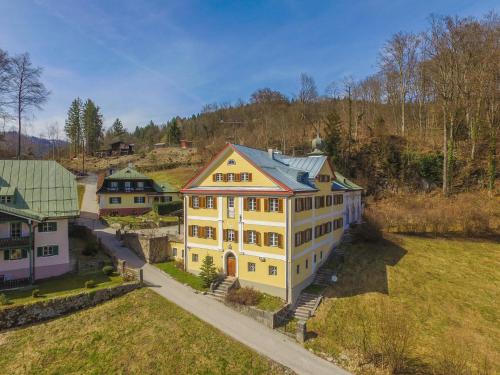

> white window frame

[
  {"left": 192, "top": 225, "right": 199, "bottom": 237},
  {"left": 41, "top": 245, "right": 57, "bottom": 257},
  {"left": 248, "top": 230, "right": 257, "bottom": 244},
  {"left": 228, "top": 229, "right": 235, "bottom": 242},
  {"left": 109, "top": 197, "right": 121, "bottom": 204},
  {"left": 206, "top": 227, "right": 214, "bottom": 239},
  {"left": 124, "top": 181, "right": 132, "bottom": 191},
  {"left": 248, "top": 197, "right": 257, "bottom": 211},
  {"left": 109, "top": 181, "right": 118, "bottom": 191},
  {"left": 0, "top": 195, "right": 12, "bottom": 204},
  {"left": 269, "top": 232, "right": 279, "bottom": 247},
  {"left": 172, "top": 248, "right": 177, "bottom": 257},
  {"left": 215, "top": 173, "right": 223, "bottom": 182},
  {"left": 192, "top": 196, "right": 200, "bottom": 208},
  {"left": 248, "top": 262, "right": 256, "bottom": 272},
  {"left": 8, "top": 248, "right": 25, "bottom": 260},
  {"left": 227, "top": 173, "right": 235, "bottom": 182},
  {"left": 206, "top": 196, "right": 214, "bottom": 209},
  {"left": 227, "top": 159, "right": 236, "bottom": 165},
  {"left": 268, "top": 265, "right": 277, "bottom": 276},
  {"left": 269, "top": 198, "right": 279, "bottom": 212},
  {"left": 136, "top": 181, "right": 144, "bottom": 191},
  {"left": 241, "top": 172, "right": 249, "bottom": 182},
  {"left": 134, "top": 196, "right": 145, "bottom": 204}
]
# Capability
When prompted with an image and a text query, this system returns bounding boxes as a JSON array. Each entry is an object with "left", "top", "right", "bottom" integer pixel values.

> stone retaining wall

[
  {"left": 122, "top": 232, "right": 169, "bottom": 263},
  {"left": 0, "top": 282, "right": 140, "bottom": 330},
  {"left": 224, "top": 301, "right": 290, "bottom": 329}
]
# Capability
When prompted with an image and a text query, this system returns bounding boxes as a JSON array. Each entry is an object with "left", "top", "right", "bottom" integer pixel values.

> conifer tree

[
  {"left": 199, "top": 255, "right": 218, "bottom": 288},
  {"left": 64, "top": 98, "right": 83, "bottom": 155},
  {"left": 82, "top": 99, "right": 103, "bottom": 154}
]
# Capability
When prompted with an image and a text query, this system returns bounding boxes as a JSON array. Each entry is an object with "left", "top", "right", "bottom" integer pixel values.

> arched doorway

[{"left": 226, "top": 252, "right": 236, "bottom": 277}]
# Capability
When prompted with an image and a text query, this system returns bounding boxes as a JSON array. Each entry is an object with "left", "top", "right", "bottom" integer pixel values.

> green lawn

[
  {"left": 154, "top": 261, "right": 206, "bottom": 291},
  {"left": 146, "top": 166, "right": 197, "bottom": 189},
  {"left": 305, "top": 234, "right": 500, "bottom": 374},
  {"left": 256, "top": 293, "right": 285, "bottom": 312},
  {"left": 77, "top": 184, "right": 85, "bottom": 208},
  {"left": 0, "top": 289, "right": 289, "bottom": 374},
  {"left": 1, "top": 271, "right": 123, "bottom": 307}
]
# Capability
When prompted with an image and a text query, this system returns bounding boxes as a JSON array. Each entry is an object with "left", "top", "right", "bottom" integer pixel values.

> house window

[
  {"left": 215, "top": 173, "right": 224, "bottom": 182},
  {"left": 334, "top": 195, "right": 343, "bottom": 205},
  {"left": 172, "top": 248, "right": 178, "bottom": 257},
  {"left": 4, "top": 248, "right": 27, "bottom": 260},
  {"left": 37, "top": 245, "right": 59, "bottom": 257},
  {"left": 206, "top": 227, "right": 214, "bottom": 239},
  {"left": 134, "top": 196, "right": 145, "bottom": 204},
  {"left": 0, "top": 195, "right": 12, "bottom": 204},
  {"left": 320, "top": 251, "right": 323, "bottom": 260},
  {"left": 326, "top": 195, "right": 333, "bottom": 206},
  {"left": 192, "top": 254, "right": 199, "bottom": 262},
  {"left": 192, "top": 225, "right": 199, "bottom": 237},
  {"left": 305, "top": 259, "right": 309, "bottom": 269},
  {"left": 38, "top": 222, "right": 57, "bottom": 232},
  {"left": 227, "top": 173, "right": 235, "bottom": 182},
  {"left": 136, "top": 181, "right": 144, "bottom": 190},
  {"left": 109, "top": 197, "right": 121, "bottom": 204},
  {"left": 248, "top": 262, "right": 256, "bottom": 272},
  {"left": 192, "top": 196, "right": 200, "bottom": 208},
  {"left": 206, "top": 196, "right": 214, "bottom": 209},
  {"left": 124, "top": 181, "right": 132, "bottom": 191},
  {"left": 248, "top": 230, "right": 257, "bottom": 244},
  {"left": 227, "top": 159, "right": 236, "bottom": 165},
  {"left": 240, "top": 172, "right": 250, "bottom": 182},
  {"left": 248, "top": 197, "right": 257, "bottom": 211},
  {"left": 314, "top": 254, "right": 317, "bottom": 263},
  {"left": 268, "top": 265, "right": 277, "bottom": 276},
  {"left": 296, "top": 265, "right": 300, "bottom": 274},
  {"left": 10, "top": 222, "right": 22, "bottom": 238},
  {"left": 269, "top": 198, "right": 279, "bottom": 212},
  {"left": 228, "top": 229, "right": 235, "bottom": 242},
  {"left": 269, "top": 232, "right": 279, "bottom": 247},
  {"left": 109, "top": 181, "right": 118, "bottom": 190}
]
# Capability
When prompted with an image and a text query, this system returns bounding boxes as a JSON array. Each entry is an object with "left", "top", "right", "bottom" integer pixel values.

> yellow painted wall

[{"left": 99, "top": 192, "right": 177, "bottom": 210}]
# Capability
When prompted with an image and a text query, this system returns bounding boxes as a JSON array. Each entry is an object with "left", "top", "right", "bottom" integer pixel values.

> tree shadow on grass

[{"left": 323, "top": 236, "right": 407, "bottom": 298}]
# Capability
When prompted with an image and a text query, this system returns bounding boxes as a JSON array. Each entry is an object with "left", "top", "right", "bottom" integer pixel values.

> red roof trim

[{"left": 180, "top": 189, "right": 292, "bottom": 196}]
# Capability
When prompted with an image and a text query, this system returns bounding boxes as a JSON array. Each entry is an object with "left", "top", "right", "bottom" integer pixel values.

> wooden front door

[{"left": 227, "top": 255, "right": 236, "bottom": 277}]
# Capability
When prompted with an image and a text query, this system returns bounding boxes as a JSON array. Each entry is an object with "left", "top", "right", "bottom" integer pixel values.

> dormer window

[
  {"left": 136, "top": 181, "right": 144, "bottom": 190},
  {"left": 110, "top": 181, "right": 118, "bottom": 191},
  {"left": 0, "top": 195, "right": 12, "bottom": 204},
  {"left": 227, "top": 159, "right": 236, "bottom": 165},
  {"left": 124, "top": 181, "right": 132, "bottom": 191}
]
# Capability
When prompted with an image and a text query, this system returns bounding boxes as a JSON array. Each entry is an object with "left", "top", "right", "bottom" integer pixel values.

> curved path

[{"left": 78, "top": 176, "right": 350, "bottom": 375}]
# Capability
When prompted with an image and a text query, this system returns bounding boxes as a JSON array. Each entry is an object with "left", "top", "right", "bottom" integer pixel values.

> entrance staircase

[
  {"left": 287, "top": 292, "right": 322, "bottom": 321},
  {"left": 209, "top": 276, "right": 237, "bottom": 301}
]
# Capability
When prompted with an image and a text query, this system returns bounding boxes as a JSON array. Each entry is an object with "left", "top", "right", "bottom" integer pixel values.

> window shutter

[
  {"left": 264, "top": 232, "right": 269, "bottom": 246},
  {"left": 212, "top": 197, "right": 218, "bottom": 209},
  {"left": 212, "top": 174, "right": 217, "bottom": 182},
  {"left": 278, "top": 234, "right": 283, "bottom": 249},
  {"left": 235, "top": 174, "right": 241, "bottom": 182},
  {"left": 223, "top": 173, "right": 227, "bottom": 182},
  {"left": 205, "top": 227, "right": 210, "bottom": 238},
  {"left": 200, "top": 196, "right": 206, "bottom": 209},
  {"left": 264, "top": 198, "right": 269, "bottom": 212},
  {"left": 248, "top": 173, "right": 252, "bottom": 181},
  {"left": 234, "top": 230, "right": 238, "bottom": 243},
  {"left": 189, "top": 197, "right": 193, "bottom": 208},
  {"left": 243, "top": 198, "right": 248, "bottom": 211},
  {"left": 256, "top": 198, "right": 261, "bottom": 211},
  {"left": 4, "top": 250, "right": 9, "bottom": 260},
  {"left": 199, "top": 227, "right": 205, "bottom": 238},
  {"left": 188, "top": 225, "right": 193, "bottom": 236},
  {"left": 53, "top": 246, "right": 59, "bottom": 255},
  {"left": 243, "top": 230, "right": 248, "bottom": 244},
  {"left": 278, "top": 199, "right": 283, "bottom": 213},
  {"left": 212, "top": 227, "right": 217, "bottom": 240},
  {"left": 37, "top": 247, "right": 42, "bottom": 257},
  {"left": 223, "top": 229, "right": 228, "bottom": 241}
]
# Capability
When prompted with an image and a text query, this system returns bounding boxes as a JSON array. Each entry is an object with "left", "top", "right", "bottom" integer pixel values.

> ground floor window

[
  {"left": 320, "top": 251, "right": 323, "bottom": 260},
  {"left": 192, "top": 253, "right": 198, "bottom": 262},
  {"left": 134, "top": 196, "right": 145, "bottom": 204},
  {"left": 305, "top": 259, "right": 309, "bottom": 269},
  {"left": 206, "top": 255, "right": 213, "bottom": 263},
  {"left": 248, "top": 262, "right": 256, "bottom": 272},
  {"left": 109, "top": 197, "right": 121, "bottom": 204},
  {"left": 172, "top": 248, "right": 177, "bottom": 257},
  {"left": 3, "top": 248, "right": 28, "bottom": 260},
  {"left": 37, "top": 245, "right": 59, "bottom": 257},
  {"left": 268, "top": 265, "right": 277, "bottom": 276},
  {"left": 296, "top": 264, "right": 300, "bottom": 274}
]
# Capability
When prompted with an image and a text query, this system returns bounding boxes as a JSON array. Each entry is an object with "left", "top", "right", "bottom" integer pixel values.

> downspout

[
  {"left": 29, "top": 220, "right": 34, "bottom": 283},
  {"left": 286, "top": 196, "right": 292, "bottom": 303},
  {"left": 183, "top": 195, "right": 188, "bottom": 272}
]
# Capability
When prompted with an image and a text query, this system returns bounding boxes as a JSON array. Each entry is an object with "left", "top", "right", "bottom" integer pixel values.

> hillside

[{"left": 0, "top": 131, "right": 68, "bottom": 158}]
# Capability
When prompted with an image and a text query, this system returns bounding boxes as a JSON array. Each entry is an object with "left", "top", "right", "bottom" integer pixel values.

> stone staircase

[
  {"left": 287, "top": 292, "right": 323, "bottom": 321},
  {"left": 210, "top": 277, "right": 237, "bottom": 301}
]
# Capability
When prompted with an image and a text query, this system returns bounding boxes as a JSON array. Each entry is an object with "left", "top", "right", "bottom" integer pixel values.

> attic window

[
  {"left": 227, "top": 159, "right": 236, "bottom": 165},
  {"left": 0, "top": 196, "right": 12, "bottom": 204}
]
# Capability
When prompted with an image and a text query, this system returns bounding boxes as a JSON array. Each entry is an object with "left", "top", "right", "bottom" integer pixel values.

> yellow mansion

[{"left": 180, "top": 143, "right": 361, "bottom": 302}]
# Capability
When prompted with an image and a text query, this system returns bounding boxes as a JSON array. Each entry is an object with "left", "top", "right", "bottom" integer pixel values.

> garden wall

[
  {"left": 224, "top": 301, "right": 290, "bottom": 329},
  {"left": 122, "top": 232, "right": 169, "bottom": 263},
  {"left": 0, "top": 282, "right": 141, "bottom": 330}
]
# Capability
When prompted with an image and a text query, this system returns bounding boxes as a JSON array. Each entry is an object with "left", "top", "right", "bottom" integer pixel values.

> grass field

[
  {"left": 0, "top": 289, "right": 290, "bottom": 375},
  {"left": 146, "top": 166, "right": 198, "bottom": 189},
  {"left": 1, "top": 271, "right": 123, "bottom": 307},
  {"left": 305, "top": 234, "right": 500, "bottom": 374},
  {"left": 154, "top": 261, "right": 206, "bottom": 291}
]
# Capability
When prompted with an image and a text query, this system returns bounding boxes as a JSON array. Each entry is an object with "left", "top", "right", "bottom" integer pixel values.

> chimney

[{"left": 268, "top": 148, "right": 274, "bottom": 159}]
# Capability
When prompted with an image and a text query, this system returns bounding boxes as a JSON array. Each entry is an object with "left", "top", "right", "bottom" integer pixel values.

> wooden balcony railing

[{"left": 0, "top": 236, "right": 31, "bottom": 248}]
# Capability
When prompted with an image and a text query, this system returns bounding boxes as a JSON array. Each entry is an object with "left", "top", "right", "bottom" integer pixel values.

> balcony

[{"left": 0, "top": 236, "right": 31, "bottom": 248}]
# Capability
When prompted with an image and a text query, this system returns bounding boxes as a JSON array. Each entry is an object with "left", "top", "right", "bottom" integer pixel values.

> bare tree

[
  {"left": 0, "top": 49, "right": 11, "bottom": 116},
  {"left": 8, "top": 53, "right": 50, "bottom": 159},
  {"left": 380, "top": 32, "right": 421, "bottom": 136}
]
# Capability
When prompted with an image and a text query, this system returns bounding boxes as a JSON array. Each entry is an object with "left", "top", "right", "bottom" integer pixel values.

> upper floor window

[
  {"left": 38, "top": 222, "right": 57, "bottom": 232},
  {"left": 192, "top": 196, "right": 200, "bottom": 208},
  {"left": 192, "top": 225, "right": 199, "bottom": 237},
  {"left": 227, "top": 173, "right": 235, "bottom": 182},
  {"left": 110, "top": 181, "right": 118, "bottom": 190},
  {"left": 269, "top": 198, "right": 280, "bottom": 212},
  {"left": 10, "top": 222, "right": 22, "bottom": 238},
  {"left": 228, "top": 229, "right": 236, "bottom": 242},
  {"left": 206, "top": 227, "right": 214, "bottom": 239},
  {"left": 334, "top": 195, "right": 343, "bottom": 205},
  {"left": 317, "top": 174, "right": 331, "bottom": 182},
  {"left": 124, "top": 181, "right": 132, "bottom": 191},
  {"left": 206, "top": 196, "right": 214, "bottom": 209},
  {"left": 248, "top": 230, "right": 257, "bottom": 244},
  {"left": 240, "top": 172, "right": 251, "bottom": 182},
  {"left": 248, "top": 197, "right": 257, "bottom": 211},
  {"left": 215, "top": 173, "right": 224, "bottom": 182},
  {"left": 0, "top": 195, "right": 12, "bottom": 204},
  {"left": 227, "top": 159, "right": 236, "bottom": 165},
  {"left": 326, "top": 195, "right": 333, "bottom": 206},
  {"left": 269, "top": 232, "right": 279, "bottom": 247},
  {"left": 136, "top": 181, "right": 144, "bottom": 190}
]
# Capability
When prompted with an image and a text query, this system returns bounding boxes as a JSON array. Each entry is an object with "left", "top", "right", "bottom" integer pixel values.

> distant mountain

[{"left": 0, "top": 131, "right": 68, "bottom": 158}]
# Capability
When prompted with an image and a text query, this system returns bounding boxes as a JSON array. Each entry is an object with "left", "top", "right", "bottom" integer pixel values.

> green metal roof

[
  {"left": 0, "top": 186, "right": 16, "bottom": 196},
  {"left": 334, "top": 171, "right": 363, "bottom": 191},
  {"left": 105, "top": 167, "right": 149, "bottom": 181},
  {"left": 0, "top": 160, "right": 79, "bottom": 221}
]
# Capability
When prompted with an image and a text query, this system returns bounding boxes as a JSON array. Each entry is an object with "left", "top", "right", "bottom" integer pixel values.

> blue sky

[{"left": 0, "top": 0, "right": 497, "bottom": 136}]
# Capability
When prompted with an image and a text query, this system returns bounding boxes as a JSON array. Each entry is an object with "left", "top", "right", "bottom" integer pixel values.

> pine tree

[
  {"left": 199, "top": 255, "right": 218, "bottom": 288},
  {"left": 109, "top": 118, "right": 125, "bottom": 137},
  {"left": 324, "top": 110, "right": 343, "bottom": 169},
  {"left": 82, "top": 99, "right": 103, "bottom": 155},
  {"left": 64, "top": 98, "right": 83, "bottom": 156}
]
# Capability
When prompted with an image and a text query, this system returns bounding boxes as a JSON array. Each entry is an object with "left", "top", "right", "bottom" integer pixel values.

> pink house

[{"left": 0, "top": 160, "right": 79, "bottom": 286}]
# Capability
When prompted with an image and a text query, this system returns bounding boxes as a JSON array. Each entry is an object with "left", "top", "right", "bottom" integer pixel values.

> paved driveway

[{"left": 77, "top": 175, "right": 349, "bottom": 375}]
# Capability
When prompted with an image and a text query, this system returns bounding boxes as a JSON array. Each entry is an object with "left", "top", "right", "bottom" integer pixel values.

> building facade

[
  {"left": 0, "top": 160, "right": 79, "bottom": 284},
  {"left": 181, "top": 143, "right": 362, "bottom": 303},
  {"left": 97, "top": 166, "right": 179, "bottom": 216}
]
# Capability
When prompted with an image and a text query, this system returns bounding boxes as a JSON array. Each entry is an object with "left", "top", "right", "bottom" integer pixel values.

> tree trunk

[
  {"left": 17, "top": 103, "right": 21, "bottom": 159},
  {"left": 442, "top": 106, "right": 448, "bottom": 196}
]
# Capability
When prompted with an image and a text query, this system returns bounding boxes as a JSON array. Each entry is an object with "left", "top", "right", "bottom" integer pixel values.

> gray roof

[{"left": 232, "top": 144, "right": 328, "bottom": 192}]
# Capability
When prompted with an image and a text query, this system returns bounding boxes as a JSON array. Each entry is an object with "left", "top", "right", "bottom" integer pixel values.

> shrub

[
  {"left": 85, "top": 280, "right": 96, "bottom": 289},
  {"left": 102, "top": 265, "right": 114, "bottom": 276},
  {"left": 0, "top": 293, "right": 10, "bottom": 305},
  {"left": 32, "top": 289, "right": 41, "bottom": 298},
  {"left": 174, "top": 260, "right": 184, "bottom": 270},
  {"left": 152, "top": 201, "right": 183, "bottom": 215},
  {"left": 226, "top": 287, "right": 262, "bottom": 306},
  {"left": 82, "top": 238, "right": 98, "bottom": 256},
  {"left": 199, "top": 256, "right": 218, "bottom": 287}
]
